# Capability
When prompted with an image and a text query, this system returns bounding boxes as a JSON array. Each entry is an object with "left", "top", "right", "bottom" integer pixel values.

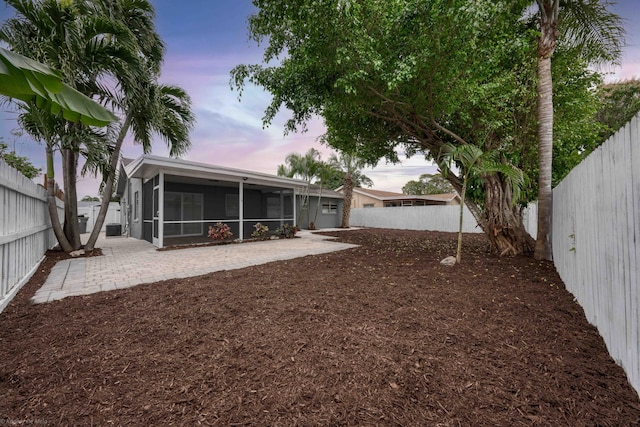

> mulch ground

[{"left": 1, "top": 229, "right": 639, "bottom": 426}]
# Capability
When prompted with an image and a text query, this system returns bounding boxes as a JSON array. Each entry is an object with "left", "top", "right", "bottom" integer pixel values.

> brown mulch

[{"left": 0, "top": 229, "right": 638, "bottom": 426}]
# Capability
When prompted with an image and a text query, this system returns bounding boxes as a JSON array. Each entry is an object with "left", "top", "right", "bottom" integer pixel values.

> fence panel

[
  {"left": 0, "top": 160, "right": 62, "bottom": 313},
  {"left": 552, "top": 113, "right": 640, "bottom": 396},
  {"left": 349, "top": 204, "right": 482, "bottom": 233}
]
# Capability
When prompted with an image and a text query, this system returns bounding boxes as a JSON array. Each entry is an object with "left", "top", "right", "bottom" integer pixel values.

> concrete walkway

[{"left": 32, "top": 229, "right": 359, "bottom": 304}]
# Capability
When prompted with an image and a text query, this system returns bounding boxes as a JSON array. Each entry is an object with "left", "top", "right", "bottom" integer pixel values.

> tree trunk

[
  {"left": 446, "top": 170, "right": 534, "bottom": 256},
  {"left": 340, "top": 173, "right": 354, "bottom": 228},
  {"left": 456, "top": 179, "right": 467, "bottom": 264},
  {"left": 534, "top": 0, "right": 557, "bottom": 260},
  {"left": 84, "top": 115, "right": 132, "bottom": 251},
  {"left": 312, "top": 183, "right": 324, "bottom": 228},
  {"left": 535, "top": 53, "right": 554, "bottom": 260},
  {"left": 45, "top": 143, "right": 73, "bottom": 253},
  {"left": 482, "top": 174, "right": 535, "bottom": 255},
  {"left": 62, "top": 148, "right": 82, "bottom": 250}
]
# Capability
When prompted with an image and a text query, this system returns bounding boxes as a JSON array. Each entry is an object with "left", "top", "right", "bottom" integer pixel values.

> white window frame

[
  {"left": 322, "top": 201, "right": 338, "bottom": 214},
  {"left": 134, "top": 191, "right": 139, "bottom": 221}
]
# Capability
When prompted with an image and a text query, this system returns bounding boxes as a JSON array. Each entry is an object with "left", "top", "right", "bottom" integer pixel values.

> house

[
  {"left": 115, "top": 155, "right": 343, "bottom": 248},
  {"left": 336, "top": 187, "right": 459, "bottom": 208}
]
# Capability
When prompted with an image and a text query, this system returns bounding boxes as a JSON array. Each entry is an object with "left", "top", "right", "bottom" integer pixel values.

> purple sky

[{"left": 1, "top": 0, "right": 639, "bottom": 198}]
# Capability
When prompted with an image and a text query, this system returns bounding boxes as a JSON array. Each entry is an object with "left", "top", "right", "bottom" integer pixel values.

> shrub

[
  {"left": 251, "top": 222, "right": 269, "bottom": 239},
  {"left": 208, "top": 222, "right": 233, "bottom": 240},
  {"left": 276, "top": 223, "right": 298, "bottom": 239}
]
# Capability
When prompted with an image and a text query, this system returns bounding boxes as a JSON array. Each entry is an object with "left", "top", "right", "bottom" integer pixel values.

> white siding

[{"left": 552, "top": 113, "right": 640, "bottom": 397}]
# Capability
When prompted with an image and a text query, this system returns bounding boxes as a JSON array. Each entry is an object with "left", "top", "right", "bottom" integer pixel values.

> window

[
  {"left": 363, "top": 203, "right": 374, "bottom": 208},
  {"left": 322, "top": 202, "right": 338, "bottom": 214},
  {"left": 133, "top": 191, "right": 139, "bottom": 221}
]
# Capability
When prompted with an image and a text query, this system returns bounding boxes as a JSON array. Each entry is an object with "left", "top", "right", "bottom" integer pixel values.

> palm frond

[{"left": 559, "top": 0, "right": 624, "bottom": 65}]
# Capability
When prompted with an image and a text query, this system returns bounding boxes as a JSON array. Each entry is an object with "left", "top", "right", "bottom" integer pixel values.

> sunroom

[{"left": 117, "top": 155, "right": 305, "bottom": 248}]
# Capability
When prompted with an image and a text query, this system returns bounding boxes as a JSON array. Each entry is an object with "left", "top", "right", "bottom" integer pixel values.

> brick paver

[{"left": 32, "top": 230, "right": 358, "bottom": 303}]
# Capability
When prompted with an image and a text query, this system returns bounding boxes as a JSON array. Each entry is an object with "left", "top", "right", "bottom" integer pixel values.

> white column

[
  {"left": 293, "top": 187, "right": 297, "bottom": 227},
  {"left": 158, "top": 171, "right": 164, "bottom": 248},
  {"left": 239, "top": 181, "right": 244, "bottom": 240}
]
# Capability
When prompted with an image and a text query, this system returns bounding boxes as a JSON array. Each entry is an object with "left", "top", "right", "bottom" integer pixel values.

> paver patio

[{"left": 32, "top": 229, "right": 358, "bottom": 303}]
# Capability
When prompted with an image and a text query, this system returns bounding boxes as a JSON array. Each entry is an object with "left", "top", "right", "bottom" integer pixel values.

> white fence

[
  {"left": 350, "top": 203, "right": 539, "bottom": 238},
  {"left": 0, "top": 160, "right": 62, "bottom": 313},
  {"left": 78, "top": 202, "right": 121, "bottom": 233},
  {"left": 349, "top": 204, "right": 482, "bottom": 233},
  {"left": 552, "top": 113, "right": 640, "bottom": 396}
]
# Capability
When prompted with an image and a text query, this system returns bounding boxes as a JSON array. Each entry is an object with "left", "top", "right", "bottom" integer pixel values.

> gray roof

[{"left": 119, "top": 155, "right": 343, "bottom": 198}]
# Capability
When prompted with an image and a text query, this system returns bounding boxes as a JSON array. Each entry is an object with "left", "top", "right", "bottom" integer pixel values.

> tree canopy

[
  {"left": 596, "top": 79, "right": 640, "bottom": 140},
  {"left": 233, "top": 0, "right": 622, "bottom": 255},
  {"left": 402, "top": 173, "right": 453, "bottom": 196},
  {"left": 233, "top": 0, "right": 538, "bottom": 253}
]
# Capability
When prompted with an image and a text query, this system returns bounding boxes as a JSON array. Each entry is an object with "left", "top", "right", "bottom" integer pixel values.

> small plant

[
  {"left": 276, "top": 223, "right": 298, "bottom": 239},
  {"left": 208, "top": 222, "right": 233, "bottom": 240},
  {"left": 251, "top": 222, "right": 269, "bottom": 239}
]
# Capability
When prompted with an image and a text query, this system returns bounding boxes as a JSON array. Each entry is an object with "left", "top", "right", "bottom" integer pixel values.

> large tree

[
  {"left": 533, "top": 0, "right": 623, "bottom": 260},
  {"left": 234, "top": 0, "right": 538, "bottom": 254}
]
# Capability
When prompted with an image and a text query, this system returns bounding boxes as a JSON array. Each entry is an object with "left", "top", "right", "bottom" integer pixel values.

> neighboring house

[
  {"left": 336, "top": 186, "right": 460, "bottom": 208},
  {"left": 116, "top": 155, "right": 343, "bottom": 248}
]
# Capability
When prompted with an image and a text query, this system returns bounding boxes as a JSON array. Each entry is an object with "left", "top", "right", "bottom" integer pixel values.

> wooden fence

[
  {"left": 0, "top": 160, "right": 63, "bottom": 313},
  {"left": 552, "top": 113, "right": 640, "bottom": 396}
]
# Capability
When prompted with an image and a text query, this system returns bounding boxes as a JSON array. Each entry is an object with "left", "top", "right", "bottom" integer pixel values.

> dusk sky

[{"left": 1, "top": 0, "right": 639, "bottom": 198}]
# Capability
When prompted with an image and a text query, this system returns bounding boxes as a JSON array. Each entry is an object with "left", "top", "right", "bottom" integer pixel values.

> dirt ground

[{"left": 1, "top": 229, "right": 639, "bottom": 426}]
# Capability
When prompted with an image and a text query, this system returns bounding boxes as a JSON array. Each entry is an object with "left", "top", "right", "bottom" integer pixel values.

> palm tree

[
  {"left": 82, "top": 0, "right": 193, "bottom": 251},
  {"left": 1, "top": 0, "right": 139, "bottom": 250},
  {"left": 439, "top": 143, "right": 524, "bottom": 264},
  {"left": 84, "top": 81, "right": 194, "bottom": 250},
  {"left": 277, "top": 148, "right": 323, "bottom": 227},
  {"left": 534, "top": 0, "right": 623, "bottom": 260},
  {"left": 0, "top": 47, "right": 117, "bottom": 126},
  {"left": 1, "top": 0, "right": 188, "bottom": 253},
  {"left": 326, "top": 151, "right": 372, "bottom": 228}
]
